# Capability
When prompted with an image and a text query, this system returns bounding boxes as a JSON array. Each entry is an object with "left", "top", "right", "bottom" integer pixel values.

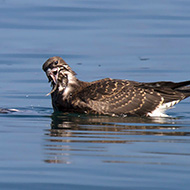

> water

[{"left": 0, "top": 0, "right": 190, "bottom": 189}]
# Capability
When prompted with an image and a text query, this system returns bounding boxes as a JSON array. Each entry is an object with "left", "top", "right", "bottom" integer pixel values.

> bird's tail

[
  {"left": 141, "top": 80, "right": 190, "bottom": 101},
  {"left": 172, "top": 80, "right": 190, "bottom": 98}
]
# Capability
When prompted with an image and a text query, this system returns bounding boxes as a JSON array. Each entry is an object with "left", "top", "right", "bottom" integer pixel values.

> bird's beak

[{"left": 46, "top": 68, "right": 59, "bottom": 84}]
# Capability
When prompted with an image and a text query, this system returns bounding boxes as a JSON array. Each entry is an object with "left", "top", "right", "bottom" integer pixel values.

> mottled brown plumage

[{"left": 43, "top": 56, "right": 190, "bottom": 117}]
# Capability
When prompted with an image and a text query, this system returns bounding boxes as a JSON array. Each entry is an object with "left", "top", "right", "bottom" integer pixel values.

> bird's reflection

[{"left": 44, "top": 113, "right": 188, "bottom": 164}]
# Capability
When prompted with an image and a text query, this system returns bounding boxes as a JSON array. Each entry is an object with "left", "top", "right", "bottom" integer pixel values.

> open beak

[
  {"left": 45, "top": 68, "right": 60, "bottom": 96},
  {"left": 46, "top": 68, "right": 59, "bottom": 85}
]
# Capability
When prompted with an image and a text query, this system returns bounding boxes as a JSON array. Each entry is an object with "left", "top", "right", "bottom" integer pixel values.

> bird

[{"left": 42, "top": 56, "right": 190, "bottom": 117}]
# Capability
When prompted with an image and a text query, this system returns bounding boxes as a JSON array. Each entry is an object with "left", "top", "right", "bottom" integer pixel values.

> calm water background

[{"left": 0, "top": 0, "right": 190, "bottom": 189}]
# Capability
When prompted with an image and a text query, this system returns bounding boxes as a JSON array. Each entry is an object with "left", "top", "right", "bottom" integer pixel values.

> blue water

[{"left": 0, "top": 0, "right": 190, "bottom": 189}]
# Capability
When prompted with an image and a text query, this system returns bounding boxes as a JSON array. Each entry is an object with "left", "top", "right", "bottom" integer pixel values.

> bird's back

[{"left": 67, "top": 78, "right": 190, "bottom": 116}]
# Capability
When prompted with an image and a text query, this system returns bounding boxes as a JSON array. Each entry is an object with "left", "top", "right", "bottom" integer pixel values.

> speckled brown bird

[{"left": 43, "top": 56, "right": 190, "bottom": 117}]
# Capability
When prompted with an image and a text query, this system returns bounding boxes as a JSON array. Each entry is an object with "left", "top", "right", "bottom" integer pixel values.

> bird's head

[{"left": 42, "top": 56, "right": 77, "bottom": 96}]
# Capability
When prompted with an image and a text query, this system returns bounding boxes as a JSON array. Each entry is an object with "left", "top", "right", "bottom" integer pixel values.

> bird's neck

[{"left": 60, "top": 74, "right": 89, "bottom": 100}]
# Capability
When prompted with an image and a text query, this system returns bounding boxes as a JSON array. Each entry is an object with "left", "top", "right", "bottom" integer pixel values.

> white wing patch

[{"left": 147, "top": 100, "right": 180, "bottom": 117}]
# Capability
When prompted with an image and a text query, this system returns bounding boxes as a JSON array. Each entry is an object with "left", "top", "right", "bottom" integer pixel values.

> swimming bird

[{"left": 43, "top": 56, "right": 190, "bottom": 117}]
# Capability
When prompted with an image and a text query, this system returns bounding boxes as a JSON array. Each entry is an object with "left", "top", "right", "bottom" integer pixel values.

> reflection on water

[{"left": 44, "top": 113, "right": 190, "bottom": 164}]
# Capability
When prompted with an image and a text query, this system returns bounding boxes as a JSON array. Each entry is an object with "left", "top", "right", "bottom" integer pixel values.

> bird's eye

[{"left": 55, "top": 61, "right": 58, "bottom": 65}]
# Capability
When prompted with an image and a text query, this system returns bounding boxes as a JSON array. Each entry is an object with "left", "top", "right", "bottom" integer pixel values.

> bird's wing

[{"left": 73, "top": 78, "right": 163, "bottom": 116}]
